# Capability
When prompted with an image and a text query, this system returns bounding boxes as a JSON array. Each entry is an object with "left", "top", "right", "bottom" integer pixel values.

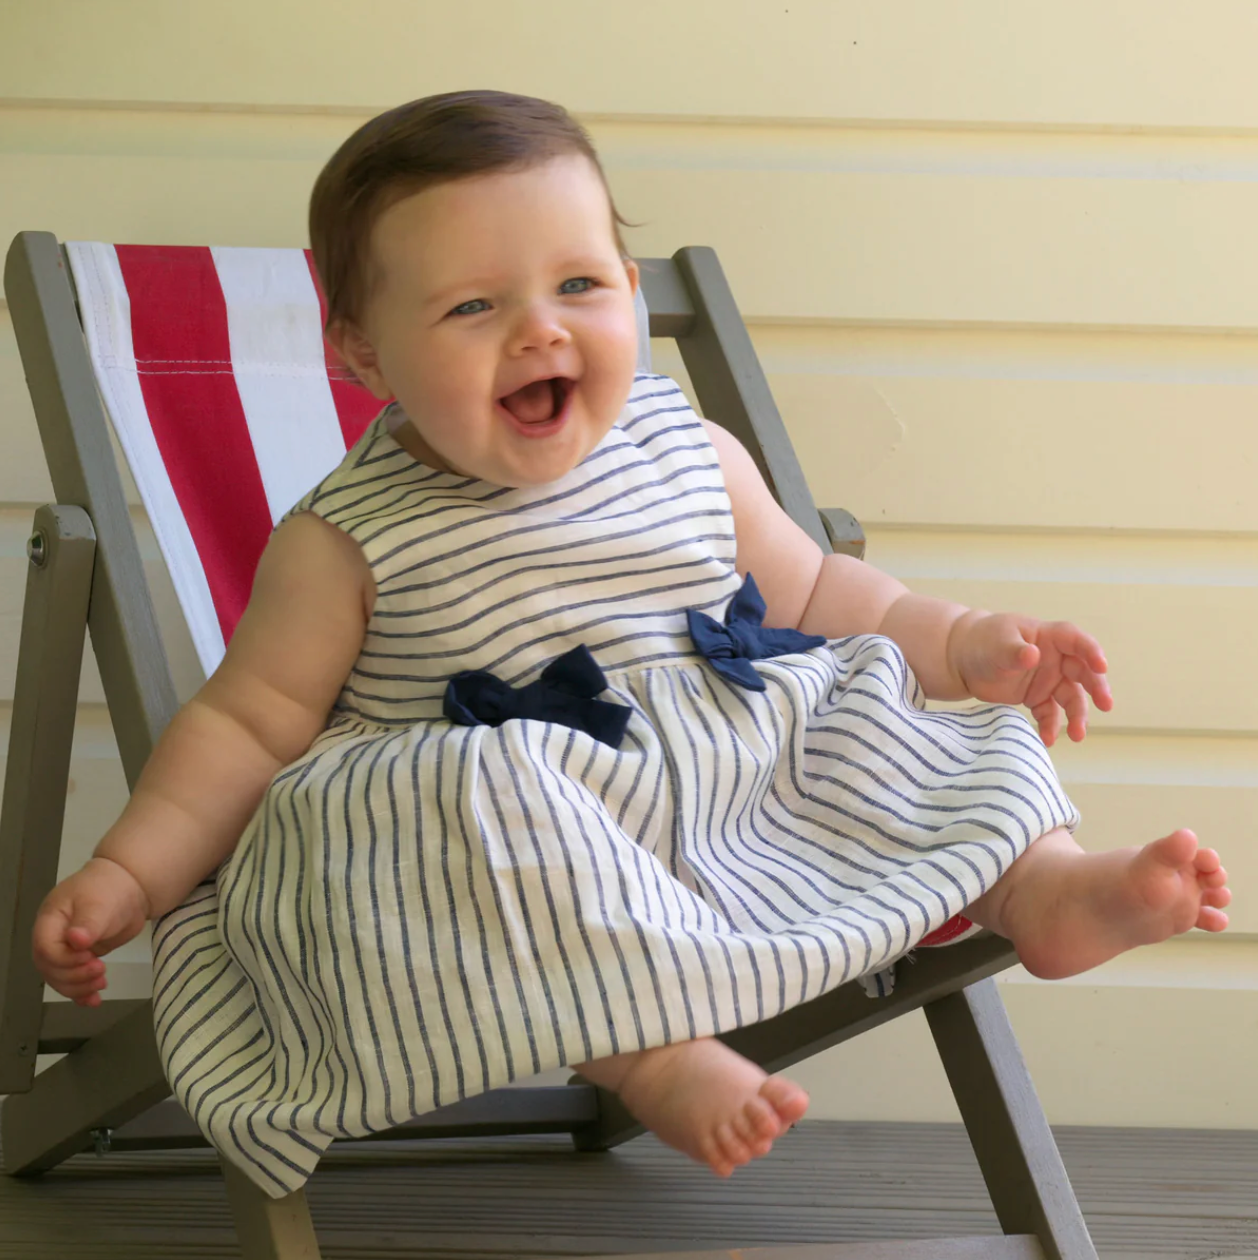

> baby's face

[{"left": 336, "top": 154, "right": 640, "bottom": 487}]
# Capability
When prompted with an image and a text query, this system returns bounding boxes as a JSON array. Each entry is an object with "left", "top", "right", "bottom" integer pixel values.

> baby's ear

[
  {"left": 622, "top": 256, "right": 640, "bottom": 296},
  {"left": 326, "top": 319, "right": 393, "bottom": 401}
]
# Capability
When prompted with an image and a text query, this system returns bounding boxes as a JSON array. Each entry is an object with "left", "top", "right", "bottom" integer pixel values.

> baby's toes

[
  {"left": 1149, "top": 829, "right": 1198, "bottom": 871},
  {"left": 1199, "top": 864, "right": 1229, "bottom": 890},
  {"left": 1196, "top": 905, "right": 1229, "bottom": 932},
  {"left": 733, "top": 1103, "right": 775, "bottom": 1156},
  {"left": 698, "top": 1131, "right": 736, "bottom": 1179},
  {"left": 742, "top": 1093, "right": 784, "bottom": 1144},
  {"left": 1201, "top": 885, "right": 1232, "bottom": 910},
  {"left": 1192, "top": 847, "right": 1223, "bottom": 877},
  {"left": 713, "top": 1121, "right": 753, "bottom": 1170},
  {"left": 759, "top": 1076, "right": 810, "bottom": 1129}
]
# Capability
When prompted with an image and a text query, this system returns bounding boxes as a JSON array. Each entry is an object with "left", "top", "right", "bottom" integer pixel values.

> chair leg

[
  {"left": 924, "top": 979, "right": 1097, "bottom": 1260},
  {"left": 0, "top": 505, "right": 96, "bottom": 1095},
  {"left": 220, "top": 1157, "right": 322, "bottom": 1260}
]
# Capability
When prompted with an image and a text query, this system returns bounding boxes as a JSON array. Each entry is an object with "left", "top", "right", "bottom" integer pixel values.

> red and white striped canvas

[{"left": 67, "top": 242, "right": 384, "bottom": 675}]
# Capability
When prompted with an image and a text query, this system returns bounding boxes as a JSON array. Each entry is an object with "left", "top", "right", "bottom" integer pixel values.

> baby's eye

[
  {"left": 558, "top": 277, "right": 597, "bottom": 295},
  {"left": 448, "top": 298, "right": 491, "bottom": 317}
]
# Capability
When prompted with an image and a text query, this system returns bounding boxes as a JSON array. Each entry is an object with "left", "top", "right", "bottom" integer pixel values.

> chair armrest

[{"left": 819, "top": 507, "right": 865, "bottom": 560}]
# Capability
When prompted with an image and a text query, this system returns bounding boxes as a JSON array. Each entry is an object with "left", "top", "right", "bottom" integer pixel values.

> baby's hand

[
  {"left": 954, "top": 614, "right": 1113, "bottom": 745},
  {"left": 32, "top": 857, "right": 151, "bottom": 1007}
]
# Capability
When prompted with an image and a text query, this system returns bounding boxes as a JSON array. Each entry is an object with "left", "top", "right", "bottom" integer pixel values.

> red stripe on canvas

[
  {"left": 303, "top": 250, "right": 383, "bottom": 445},
  {"left": 918, "top": 915, "right": 974, "bottom": 948},
  {"left": 115, "top": 245, "right": 274, "bottom": 644}
]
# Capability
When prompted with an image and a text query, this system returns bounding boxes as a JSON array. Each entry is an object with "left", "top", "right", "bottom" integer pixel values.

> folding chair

[{"left": 0, "top": 228, "right": 1098, "bottom": 1260}]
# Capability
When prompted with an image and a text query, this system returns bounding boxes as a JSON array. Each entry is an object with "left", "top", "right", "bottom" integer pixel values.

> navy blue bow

[
  {"left": 686, "top": 573, "right": 827, "bottom": 691},
  {"left": 443, "top": 644, "right": 632, "bottom": 749}
]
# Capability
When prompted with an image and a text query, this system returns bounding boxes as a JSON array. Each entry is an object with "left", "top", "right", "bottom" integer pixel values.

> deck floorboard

[{"left": 1, "top": 1121, "right": 1254, "bottom": 1259}]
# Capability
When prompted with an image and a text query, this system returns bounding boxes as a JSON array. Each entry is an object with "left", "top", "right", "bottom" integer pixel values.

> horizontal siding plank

[
  {"left": 1004, "top": 936, "right": 1258, "bottom": 993},
  {"left": 860, "top": 528, "right": 1258, "bottom": 591},
  {"left": 619, "top": 168, "right": 1258, "bottom": 331},
  {"left": 7, "top": 153, "right": 1258, "bottom": 331},
  {"left": 775, "top": 375, "right": 1258, "bottom": 533},
  {"left": 1061, "top": 782, "right": 1257, "bottom": 933},
  {"left": 799, "top": 977, "right": 1258, "bottom": 1128},
  {"left": 900, "top": 577, "right": 1258, "bottom": 733},
  {"left": 5, "top": 0, "right": 1258, "bottom": 132},
  {"left": 9, "top": 105, "right": 1258, "bottom": 180},
  {"left": 0, "top": 313, "right": 53, "bottom": 504}
]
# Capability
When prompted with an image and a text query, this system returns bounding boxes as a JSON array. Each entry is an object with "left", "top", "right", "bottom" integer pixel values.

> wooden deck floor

[{"left": 1, "top": 1122, "right": 1255, "bottom": 1259}]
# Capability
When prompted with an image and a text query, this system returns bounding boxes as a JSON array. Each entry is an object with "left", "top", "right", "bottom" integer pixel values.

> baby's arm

[
  {"left": 704, "top": 420, "right": 1110, "bottom": 727},
  {"left": 33, "top": 512, "right": 373, "bottom": 1004},
  {"left": 703, "top": 420, "right": 975, "bottom": 692}
]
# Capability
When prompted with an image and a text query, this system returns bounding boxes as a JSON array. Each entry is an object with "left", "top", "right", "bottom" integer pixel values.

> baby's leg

[
  {"left": 574, "top": 1041, "right": 809, "bottom": 1178},
  {"left": 967, "top": 828, "right": 1231, "bottom": 980}
]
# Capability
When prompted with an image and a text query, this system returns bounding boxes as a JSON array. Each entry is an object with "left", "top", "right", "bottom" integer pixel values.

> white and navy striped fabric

[{"left": 151, "top": 374, "right": 1078, "bottom": 1197}]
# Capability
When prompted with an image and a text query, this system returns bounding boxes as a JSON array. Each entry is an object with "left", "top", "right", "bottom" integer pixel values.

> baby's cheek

[{"left": 595, "top": 353, "right": 639, "bottom": 410}]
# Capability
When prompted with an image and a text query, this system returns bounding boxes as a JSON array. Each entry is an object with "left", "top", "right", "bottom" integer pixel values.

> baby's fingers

[
  {"left": 48, "top": 956, "right": 106, "bottom": 985},
  {"left": 66, "top": 923, "right": 112, "bottom": 954},
  {"left": 1046, "top": 623, "right": 1109, "bottom": 675},
  {"left": 1054, "top": 679, "right": 1091, "bottom": 743},
  {"left": 994, "top": 634, "right": 1039, "bottom": 674},
  {"left": 31, "top": 907, "right": 83, "bottom": 971},
  {"left": 41, "top": 956, "right": 109, "bottom": 1005},
  {"left": 56, "top": 974, "right": 109, "bottom": 1006},
  {"left": 1061, "top": 656, "right": 1113, "bottom": 713},
  {"left": 1030, "top": 698, "right": 1061, "bottom": 746}
]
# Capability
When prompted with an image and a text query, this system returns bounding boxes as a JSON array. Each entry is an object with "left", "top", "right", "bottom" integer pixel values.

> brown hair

[{"left": 309, "top": 89, "right": 629, "bottom": 330}]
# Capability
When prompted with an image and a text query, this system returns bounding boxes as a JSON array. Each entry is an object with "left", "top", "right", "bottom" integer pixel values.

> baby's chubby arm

[
  {"left": 32, "top": 512, "right": 373, "bottom": 1005},
  {"left": 703, "top": 420, "right": 1111, "bottom": 735}
]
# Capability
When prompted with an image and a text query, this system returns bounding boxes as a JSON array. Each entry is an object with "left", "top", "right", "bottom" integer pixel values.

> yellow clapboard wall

[{"left": 1, "top": 0, "right": 1254, "bottom": 1127}]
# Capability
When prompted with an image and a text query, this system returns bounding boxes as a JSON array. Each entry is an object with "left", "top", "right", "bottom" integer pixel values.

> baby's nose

[{"left": 511, "top": 304, "right": 572, "bottom": 352}]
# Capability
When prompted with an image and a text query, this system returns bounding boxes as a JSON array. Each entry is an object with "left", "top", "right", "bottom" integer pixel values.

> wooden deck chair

[{"left": 0, "top": 228, "right": 1099, "bottom": 1260}]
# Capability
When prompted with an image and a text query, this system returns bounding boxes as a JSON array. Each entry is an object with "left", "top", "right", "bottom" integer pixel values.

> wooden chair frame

[{"left": 1, "top": 229, "right": 1097, "bottom": 1260}]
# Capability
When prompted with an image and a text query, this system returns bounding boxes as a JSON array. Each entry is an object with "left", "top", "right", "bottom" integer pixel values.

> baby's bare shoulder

[
  {"left": 213, "top": 513, "right": 375, "bottom": 720},
  {"left": 260, "top": 511, "right": 376, "bottom": 622}
]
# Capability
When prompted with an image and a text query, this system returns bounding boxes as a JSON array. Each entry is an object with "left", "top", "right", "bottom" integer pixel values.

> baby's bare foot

[
  {"left": 613, "top": 1039, "right": 809, "bottom": 1177},
  {"left": 1006, "top": 829, "right": 1231, "bottom": 980}
]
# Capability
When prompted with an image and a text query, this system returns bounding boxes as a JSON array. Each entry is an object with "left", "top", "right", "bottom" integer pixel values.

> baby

[{"left": 33, "top": 90, "right": 1230, "bottom": 1194}]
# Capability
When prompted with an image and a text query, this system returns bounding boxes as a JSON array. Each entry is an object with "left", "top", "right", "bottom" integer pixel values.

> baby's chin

[
  {"left": 493, "top": 420, "right": 620, "bottom": 486},
  {"left": 406, "top": 396, "right": 621, "bottom": 485},
  {"left": 489, "top": 449, "right": 597, "bottom": 489}
]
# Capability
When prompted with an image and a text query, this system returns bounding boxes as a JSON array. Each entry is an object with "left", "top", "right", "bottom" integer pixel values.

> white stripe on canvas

[{"left": 210, "top": 246, "right": 349, "bottom": 525}]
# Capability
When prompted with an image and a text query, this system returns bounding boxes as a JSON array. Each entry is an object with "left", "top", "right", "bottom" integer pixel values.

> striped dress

[{"left": 152, "top": 373, "right": 1078, "bottom": 1197}]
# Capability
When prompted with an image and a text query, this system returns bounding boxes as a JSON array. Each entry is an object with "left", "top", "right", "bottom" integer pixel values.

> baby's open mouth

[{"left": 499, "top": 377, "right": 573, "bottom": 425}]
